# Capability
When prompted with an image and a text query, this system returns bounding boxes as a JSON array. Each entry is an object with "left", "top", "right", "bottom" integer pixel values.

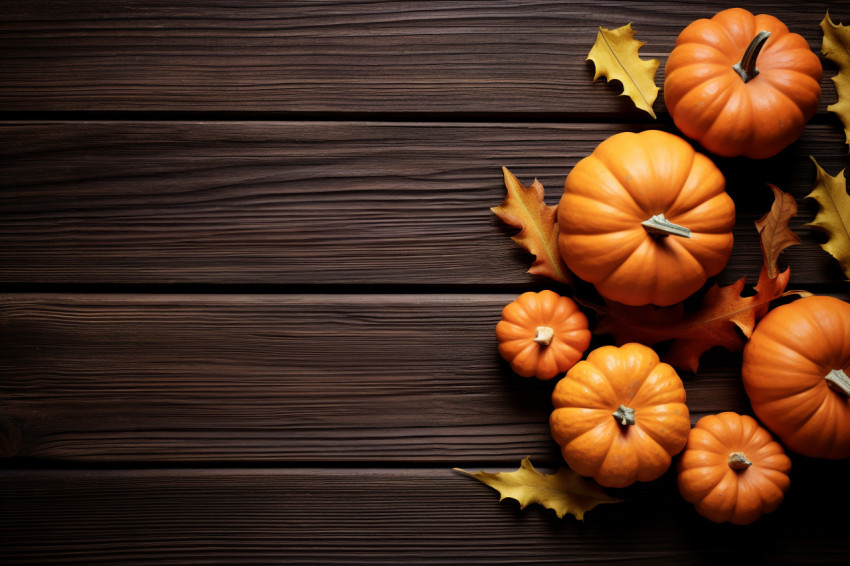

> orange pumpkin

[
  {"left": 550, "top": 343, "right": 690, "bottom": 488},
  {"left": 742, "top": 295, "right": 850, "bottom": 459},
  {"left": 678, "top": 412, "right": 791, "bottom": 525},
  {"left": 557, "top": 130, "right": 735, "bottom": 307},
  {"left": 664, "top": 8, "right": 822, "bottom": 159},
  {"left": 496, "top": 290, "right": 590, "bottom": 380}
]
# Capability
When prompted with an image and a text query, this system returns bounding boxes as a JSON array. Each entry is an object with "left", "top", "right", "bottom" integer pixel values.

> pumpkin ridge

[
  {"left": 706, "top": 84, "right": 757, "bottom": 154},
  {"left": 681, "top": 75, "right": 741, "bottom": 139},
  {"left": 668, "top": 196, "right": 735, "bottom": 234},
  {"left": 702, "top": 468, "right": 739, "bottom": 522},
  {"left": 630, "top": 407, "right": 688, "bottom": 453},
  {"left": 560, "top": 194, "right": 644, "bottom": 234},
  {"left": 554, "top": 365, "right": 619, "bottom": 408},
  {"left": 715, "top": 8, "right": 757, "bottom": 51},
  {"left": 664, "top": 155, "right": 721, "bottom": 219},
  {"left": 566, "top": 155, "right": 647, "bottom": 217},
  {"left": 628, "top": 425, "right": 678, "bottom": 481},
  {"left": 565, "top": 419, "right": 618, "bottom": 466},
  {"left": 749, "top": 78, "right": 806, "bottom": 124},
  {"left": 592, "top": 140, "right": 655, "bottom": 218}
]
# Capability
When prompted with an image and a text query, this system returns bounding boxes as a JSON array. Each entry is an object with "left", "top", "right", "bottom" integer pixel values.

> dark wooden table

[{"left": 2, "top": 2, "right": 849, "bottom": 564}]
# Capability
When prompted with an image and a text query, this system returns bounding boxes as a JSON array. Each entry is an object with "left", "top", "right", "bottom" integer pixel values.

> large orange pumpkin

[
  {"left": 678, "top": 412, "right": 791, "bottom": 525},
  {"left": 742, "top": 295, "right": 850, "bottom": 459},
  {"left": 550, "top": 343, "right": 691, "bottom": 488},
  {"left": 557, "top": 130, "right": 735, "bottom": 307},
  {"left": 496, "top": 290, "right": 591, "bottom": 380},
  {"left": 664, "top": 8, "right": 822, "bottom": 159}
]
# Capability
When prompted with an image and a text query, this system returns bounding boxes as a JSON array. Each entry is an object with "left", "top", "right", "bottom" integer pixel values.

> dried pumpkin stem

[
  {"left": 728, "top": 452, "right": 752, "bottom": 471},
  {"left": 641, "top": 214, "right": 691, "bottom": 238},
  {"left": 732, "top": 30, "right": 771, "bottom": 83},
  {"left": 825, "top": 369, "right": 850, "bottom": 397},
  {"left": 533, "top": 326, "right": 555, "bottom": 346},
  {"left": 612, "top": 405, "right": 635, "bottom": 426}
]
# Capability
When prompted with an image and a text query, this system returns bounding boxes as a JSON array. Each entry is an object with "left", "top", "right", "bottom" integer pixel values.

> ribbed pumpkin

[
  {"left": 558, "top": 130, "right": 735, "bottom": 307},
  {"left": 678, "top": 412, "right": 791, "bottom": 525},
  {"left": 742, "top": 295, "right": 850, "bottom": 459},
  {"left": 550, "top": 343, "right": 691, "bottom": 488},
  {"left": 496, "top": 290, "right": 591, "bottom": 380},
  {"left": 664, "top": 8, "right": 822, "bottom": 159}
]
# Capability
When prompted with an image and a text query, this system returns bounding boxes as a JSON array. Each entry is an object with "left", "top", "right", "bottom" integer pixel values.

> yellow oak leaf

[
  {"left": 807, "top": 157, "right": 850, "bottom": 279},
  {"left": 821, "top": 13, "right": 850, "bottom": 150},
  {"left": 755, "top": 184, "right": 801, "bottom": 279},
  {"left": 492, "top": 167, "right": 570, "bottom": 283},
  {"left": 587, "top": 23, "right": 659, "bottom": 118},
  {"left": 454, "top": 457, "right": 620, "bottom": 520}
]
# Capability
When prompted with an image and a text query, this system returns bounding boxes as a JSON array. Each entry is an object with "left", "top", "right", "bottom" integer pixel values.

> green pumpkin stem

[
  {"left": 732, "top": 30, "right": 771, "bottom": 83},
  {"left": 728, "top": 452, "right": 752, "bottom": 471},
  {"left": 612, "top": 405, "right": 636, "bottom": 426},
  {"left": 641, "top": 214, "right": 691, "bottom": 238},
  {"left": 825, "top": 369, "right": 850, "bottom": 397},
  {"left": 533, "top": 326, "right": 555, "bottom": 346}
]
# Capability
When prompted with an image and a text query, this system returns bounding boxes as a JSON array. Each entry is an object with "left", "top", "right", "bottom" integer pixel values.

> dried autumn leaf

[
  {"left": 587, "top": 23, "right": 660, "bottom": 118},
  {"left": 821, "top": 13, "right": 850, "bottom": 150},
  {"left": 593, "top": 265, "right": 811, "bottom": 373},
  {"left": 492, "top": 167, "right": 570, "bottom": 283},
  {"left": 756, "top": 184, "right": 801, "bottom": 279},
  {"left": 454, "top": 457, "right": 620, "bottom": 520},
  {"left": 807, "top": 157, "right": 850, "bottom": 280}
]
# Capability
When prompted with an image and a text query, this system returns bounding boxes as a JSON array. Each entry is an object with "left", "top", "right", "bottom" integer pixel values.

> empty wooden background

[{"left": 2, "top": 1, "right": 849, "bottom": 564}]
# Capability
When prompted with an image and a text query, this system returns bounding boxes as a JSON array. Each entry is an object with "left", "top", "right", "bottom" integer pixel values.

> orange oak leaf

[
  {"left": 756, "top": 184, "right": 801, "bottom": 279},
  {"left": 492, "top": 167, "right": 571, "bottom": 283},
  {"left": 593, "top": 266, "right": 807, "bottom": 373}
]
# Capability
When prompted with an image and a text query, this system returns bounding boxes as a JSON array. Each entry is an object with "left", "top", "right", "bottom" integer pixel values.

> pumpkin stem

[
  {"left": 641, "top": 214, "right": 691, "bottom": 238},
  {"left": 825, "top": 369, "right": 850, "bottom": 397},
  {"left": 732, "top": 30, "right": 771, "bottom": 83},
  {"left": 533, "top": 326, "right": 555, "bottom": 346},
  {"left": 612, "top": 405, "right": 635, "bottom": 426},
  {"left": 728, "top": 452, "right": 752, "bottom": 471}
]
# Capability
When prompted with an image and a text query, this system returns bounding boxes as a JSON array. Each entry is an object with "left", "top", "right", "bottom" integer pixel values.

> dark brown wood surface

[
  {"left": 0, "top": 0, "right": 838, "bottom": 115},
  {"left": 1, "top": 122, "right": 847, "bottom": 286},
  {"left": 2, "top": 1, "right": 849, "bottom": 564}
]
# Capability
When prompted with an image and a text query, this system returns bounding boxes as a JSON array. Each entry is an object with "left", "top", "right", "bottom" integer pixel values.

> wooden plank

[
  {"left": 2, "top": 122, "right": 845, "bottom": 286},
  {"left": 0, "top": 1, "right": 838, "bottom": 114},
  {"left": 2, "top": 292, "right": 846, "bottom": 462},
  {"left": 2, "top": 463, "right": 848, "bottom": 564}
]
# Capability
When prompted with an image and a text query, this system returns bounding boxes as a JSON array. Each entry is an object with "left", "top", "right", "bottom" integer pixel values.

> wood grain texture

[
  {"left": 2, "top": 121, "right": 846, "bottom": 286},
  {"left": 2, "top": 463, "right": 848, "bottom": 565},
  {"left": 7, "top": 292, "right": 835, "bottom": 463},
  {"left": 0, "top": 0, "right": 839, "bottom": 114}
]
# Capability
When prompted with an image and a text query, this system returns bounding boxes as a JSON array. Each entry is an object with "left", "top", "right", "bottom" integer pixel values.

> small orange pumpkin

[
  {"left": 664, "top": 8, "right": 822, "bottom": 159},
  {"left": 550, "top": 343, "right": 690, "bottom": 488},
  {"left": 496, "top": 290, "right": 590, "bottom": 380},
  {"left": 742, "top": 295, "right": 850, "bottom": 459},
  {"left": 558, "top": 130, "right": 735, "bottom": 307},
  {"left": 678, "top": 412, "right": 791, "bottom": 525}
]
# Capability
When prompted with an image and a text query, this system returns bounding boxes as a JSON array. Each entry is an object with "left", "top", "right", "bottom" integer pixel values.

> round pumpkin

[
  {"left": 550, "top": 343, "right": 691, "bottom": 488},
  {"left": 678, "top": 412, "right": 791, "bottom": 525},
  {"left": 557, "top": 130, "right": 735, "bottom": 307},
  {"left": 496, "top": 290, "right": 590, "bottom": 380},
  {"left": 742, "top": 295, "right": 850, "bottom": 459},
  {"left": 664, "top": 8, "right": 822, "bottom": 159}
]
